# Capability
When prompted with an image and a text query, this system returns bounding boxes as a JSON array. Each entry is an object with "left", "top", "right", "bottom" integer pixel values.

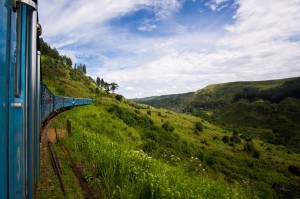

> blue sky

[{"left": 39, "top": 0, "right": 300, "bottom": 98}]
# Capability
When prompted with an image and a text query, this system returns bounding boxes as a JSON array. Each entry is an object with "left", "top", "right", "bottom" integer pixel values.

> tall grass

[
  {"left": 53, "top": 105, "right": 248, "bottom": 198},
  {"left": 63, "top": 131, "right": 245, "bottom": 198}
]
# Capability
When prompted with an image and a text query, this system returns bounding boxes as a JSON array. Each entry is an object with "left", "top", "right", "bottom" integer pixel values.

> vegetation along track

[{"left": 36, "top": 118, "right": 88, "bottom": 199}]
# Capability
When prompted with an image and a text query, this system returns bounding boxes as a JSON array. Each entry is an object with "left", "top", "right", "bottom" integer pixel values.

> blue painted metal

[
  {"left": 64, "top": 97, "right": 73, "bottom": 107},
  {"left": 0, "top": 0, "right": 8, "bottom": 198},
  {"left": 41, "top": 83, "right": 53, "bottom": 121},
  {"left": 54, "top": 95, "right": 64, "bottom": 110},
  {"left": 8, "top": 3, "right": 26, "bottom": 198}
]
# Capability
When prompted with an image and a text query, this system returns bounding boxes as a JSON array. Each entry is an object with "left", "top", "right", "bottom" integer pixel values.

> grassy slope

[
  {"left": 41, "top": 58, "right": 300, "bottom": 198},
  {"left": 134, "top": 77, "right": 300, "bottom": 151}
]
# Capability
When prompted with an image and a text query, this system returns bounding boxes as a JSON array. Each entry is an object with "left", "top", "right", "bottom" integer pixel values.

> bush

[
  {"left": 195, "top": 122, "right": 204, "bottom": 132},
  {"left": 95, "top": 87, "right": 101, "bottom": 94},
  {"left": 142, "top": 140, "right": 158, "bottom": 153},
  {"left": 55, "top": 87, "right": 65, "bottom": 95},
  {"left": 222, "top": 136, "right": 229, "bottom": 143},
  {"left": 197, "top": 151, "right": 205, "bottom": 161},
  {"left": 230, "top": 134, "right": 241, "bottom": 144},
  {"left": 134, "top": 109, "right": 141, "bottom": 114},
  {"left": 115, "top": 94, "right": 123, "bottom": 102},
  {"left": 206, "top": 156, "right": 217, "bottom": 166},
  {"left": 147, "top": 110, "right": 151, "bottom": 116},
  {"left": 233, "top": 130, "right": 238, "bottom": 135},
  {"left": 162, "top": 122, "right": 175, "bottom": 132},
  {"left": 252, "top": 150, "right": 261, "bottom": 158},
  {"left": 244, "top": 142, "right": 260, "bottom": 158}
]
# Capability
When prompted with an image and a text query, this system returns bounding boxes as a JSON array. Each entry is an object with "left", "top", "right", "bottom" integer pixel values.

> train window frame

[{"left": 14, "top": 7, "right": 23, "bottom": 98}]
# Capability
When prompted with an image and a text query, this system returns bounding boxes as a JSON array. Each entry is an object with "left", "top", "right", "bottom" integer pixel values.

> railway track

[{"left": 37, "top": 121, "right": 90, "bottom": 198}]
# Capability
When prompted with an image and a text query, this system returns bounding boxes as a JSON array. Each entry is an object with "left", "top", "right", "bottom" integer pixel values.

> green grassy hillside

[
  {"left": 134, "top": 77, "right": 300, "bottom": 151},
  {"left": 40, "top": 55, "right": 300, "bottom": 198},
  {"left": 41, "top": 55, "right": 104, "bottom": 98}
]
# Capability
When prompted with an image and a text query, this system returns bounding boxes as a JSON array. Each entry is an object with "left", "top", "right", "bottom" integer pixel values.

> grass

[
  {"left": 46, "top": 96, "right": 300, "bottom": 198},
  {"left": 40, "top": 53, "right": 300, "bottom": 198},
  {"left": 51, "top": 104, "right": 248, "bottom": 198}
]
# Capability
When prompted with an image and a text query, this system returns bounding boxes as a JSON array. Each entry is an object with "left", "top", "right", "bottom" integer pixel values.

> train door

[
  {"left": 6, "top": 0, "right": 38, "bottom": 198},
  {"left": 1, "top": 0, "right": 27, "bottom": 198}
]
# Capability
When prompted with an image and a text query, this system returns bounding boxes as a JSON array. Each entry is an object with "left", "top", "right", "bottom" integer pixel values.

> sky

[{"left": 39, "top": 0, "right": 300, "bottom": 98}]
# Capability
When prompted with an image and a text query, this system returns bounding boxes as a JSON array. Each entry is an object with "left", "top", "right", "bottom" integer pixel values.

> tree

[
  {"left": 66, "top": 57, "right": 72, "bottom": 66},
  {"left": 100, "top": 79, "right": 105, "bottom": 88},
  {"left": 103, "top": 83, "right": 110, "bottom": 93},
  {"left": 110, "top": 82, "right": 119, "bottom": 93},
  {"left": 83, "top": 64, "right": 86, "bottom": 74},
  {"left": 96, "top": 77, "right": 101, "bottom": 87}
]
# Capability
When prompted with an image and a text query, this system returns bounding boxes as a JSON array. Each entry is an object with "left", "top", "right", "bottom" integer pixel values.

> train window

[
  {"left": 14, "top": 50, "right": 21, "bottom": 97},
  {"left": 14, "top": 9, "right": 22, "bottom": 98}
]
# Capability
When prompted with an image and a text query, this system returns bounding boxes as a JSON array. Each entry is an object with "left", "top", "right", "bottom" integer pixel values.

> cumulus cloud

[
  {"left": 39, "top": 0, "right": 300, "bottom": 98},
  {"left": 111, "top": 0, "right": 300, "bottom": 98}
]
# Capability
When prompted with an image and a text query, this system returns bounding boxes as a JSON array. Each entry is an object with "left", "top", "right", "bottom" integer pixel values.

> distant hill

[{"left": 133, "top": 77, "right": 300, "bottom": 151}]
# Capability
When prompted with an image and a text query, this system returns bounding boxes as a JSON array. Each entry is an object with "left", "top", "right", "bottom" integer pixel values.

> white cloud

[
  {"left": 151, "top": 0, "right": 183, "bottom": 19},
  {"left": 138, "top": 19, "right": 158, "bottom": 32},
  {"left": 206, "top": 0, "right": 231, "bottom": 11},
  {"left": 39, "top": 0, "right": 300, "bottom": 98},
  {"left": 107, "top": 0, "right": 300, "bottom": 98}
]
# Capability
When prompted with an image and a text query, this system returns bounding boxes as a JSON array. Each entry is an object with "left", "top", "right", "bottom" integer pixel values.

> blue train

[{"left": 0, "top": 0, "right": 94, "bottom": 198}]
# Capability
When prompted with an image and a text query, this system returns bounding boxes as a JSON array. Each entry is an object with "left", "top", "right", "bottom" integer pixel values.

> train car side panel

[
  {"left": 63, "top": 97, "right": 73, "bottom": 108},
  {"left": 8, "top": 3, "right": 26, "bottom": 198},
  {"left": 0, "top": 1, "right": 9, "bottom": 197}
]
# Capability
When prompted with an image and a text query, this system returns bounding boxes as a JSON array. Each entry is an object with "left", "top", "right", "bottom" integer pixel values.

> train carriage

[
  {"left": 0, "top": 0, "right": 94, "bottom": 198},
  {"left": 41, "top": 83, "right": 54, "bottom": 122},
  {"left": 63, "top": 97, "right": 74, "bottom": 108},
  {"left": 53, "top": 95, "right": 64, "bottom": 110}
]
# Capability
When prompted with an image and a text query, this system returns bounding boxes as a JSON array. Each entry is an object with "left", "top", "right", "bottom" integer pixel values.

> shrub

[
  {"left": 230, "top": 134, "right": 241, "bottom": 144},
  {"left": 162, "top": 122, "right": 175, "bottom": 132},
  {"left": 55, "top": 87, "right": 65, "bottom": 95},
  {"left": 233, "top": 130, "right": 238, "bottom": 135},
  {"left": 206, "top": 156, "right": 217, "bottom": 166},
  {"left": 142, "top": 140, "right": 158, "bottom": 153},
  {"left": 115, "top": 94, "right": 123, "bottom": 102},
  {"left": 95, "top": 87, "right": 101, "bottom": 94},
  {"left": 194, "top": 129, "right": 200, "bottom": 136},
  {"left": 157, "top": 112, "right": 162, "bottom": 117},
  {"left": 244, "top": 142, "right": 260, "bottom": 158},
  {"left": 147, "top": 110, "right": 151, "bottom": 116},
  {"left": 252, "top": 150, "right": 261, "bottom": 158},
  {"left": 134, "top": 109, "right": 141, "bottom": 114},
  {"left": 197, "top": 151, "right": 205, "bottom": 161},
  {"left": 195, "top": 122, "right": 204, "bottom": 132},
  {"left": 222, "top": 136, "right": 229, "bottom": 143},
  {"left": 288, "top": 165, "right": 300, "bottom": 176}
]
